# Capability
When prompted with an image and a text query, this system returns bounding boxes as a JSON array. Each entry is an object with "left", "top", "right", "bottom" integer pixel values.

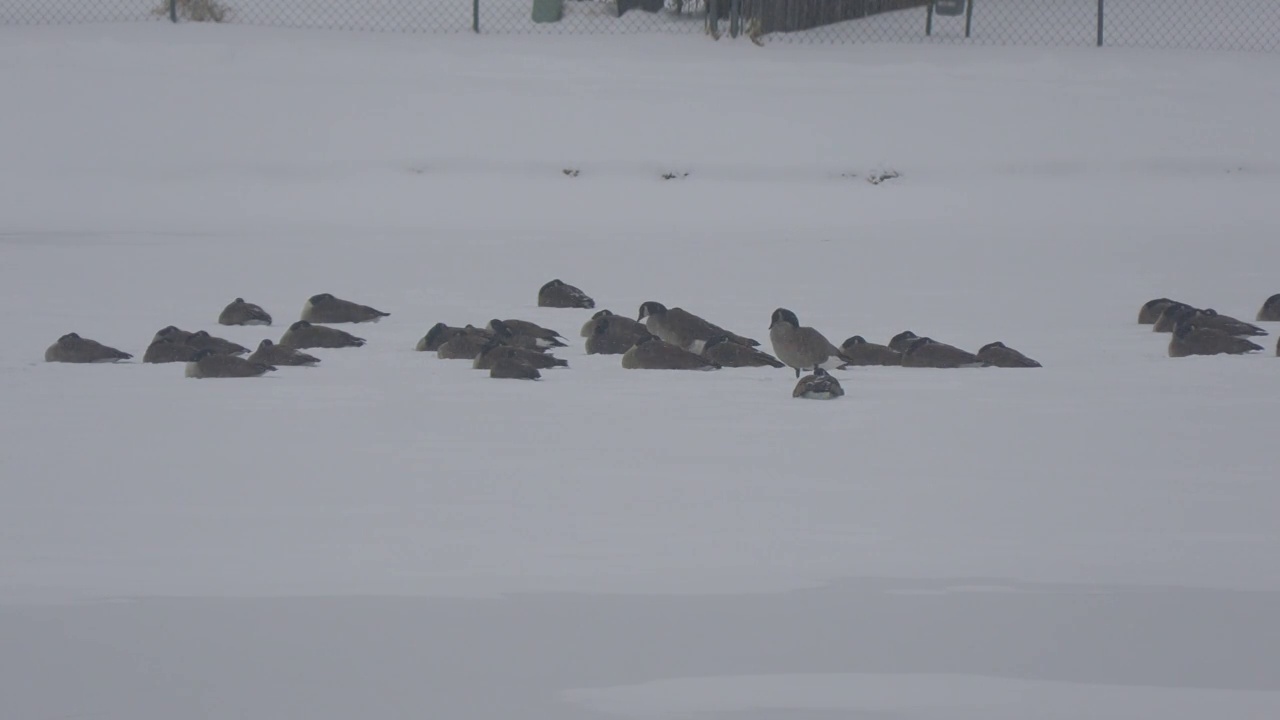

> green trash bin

[{"left": 532, "top": 0, "right": 564, "bottom": 23}]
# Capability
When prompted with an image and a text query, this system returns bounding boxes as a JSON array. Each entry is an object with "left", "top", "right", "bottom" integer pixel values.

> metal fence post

[
  {"left": 473, "top": 0, "right": 480, "bottom": 32},
  {"left": 925, "top": 0, "right": 934, "bottom": 36},
  {"left": 729, "top": 0, "right": 740, "bottom": 38},
  {"left": 169, "top": 0, "right": 177, "bottom": 22},
  {"left": 964, "top": 0, "right": 973, "bottom": 38},
  {"left": 1096, "top": 0, "right": 1104, "bottom": 46}
]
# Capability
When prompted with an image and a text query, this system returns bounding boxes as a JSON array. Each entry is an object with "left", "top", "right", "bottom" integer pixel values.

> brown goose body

[
  {"left": 901, "top": 338, "right": 988, "bottom": 368},
  {"left": 768, "top": 308, "right": 849, "bottom": 377},
  {"left": 1256, "top": 293, "right": 1280, "bottom": 322},
  {"left": 490, "top": 358, "right": 541, "bottom": 380},
  {"left": 976, "top": 341, "right": 1042, "bottom": 368},
  {"left": 639, "top": 301, "right": 759, "bottom": 352},
  {"left": 621, "top": 334, "right": 720, "bottom": 370},
  {"left": 1158, "top": 305, "right": 1265, "bottom": 337},
  {"left": 1168, "top": 324, "right": 1263, "bottom": 357},
  {"left": 474, "top": 342, "right": 567, "bottom": 370},
  {"left": 1138, "top": 298, "right": 1180, "bottom": 325},
  {"left": 218, "top": 298, "right": 273, "bottom": 326},
  {"left": 44, "top": 333, "right": 132, "bottom": 363},
  {"left": 702, "top": 335, "right": 785, "bottom": 368},
  {"left": 300, "top": 293, "right": 390, "bottom": 324},
  {"left": 279, "top": 321, "right": 365, "bottom": 349},
  {"left": 585, "top": 316, "right": 648, "bottom": 355},
  {"left": 248, "top": 339, "right": 320, "bottom": 366},
  {"left": 143, "top": 338, "right": 201, "bottom": 364},
  {"left": 537, "top": 279, "right": 595, "bottom": 309},
  {"left": 185, "top": 349, "right": 276, "bottom": 378},
  {"left": 838, "top": 336, "right": 902, "bottom": 366},
  {"left": 488, "top": 319, "right": 567, "bottom": 349}
]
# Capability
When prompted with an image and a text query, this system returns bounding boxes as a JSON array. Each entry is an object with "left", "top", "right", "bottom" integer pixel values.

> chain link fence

[
  {"left": 745, "top": 0, "right": 1280, "bottom": 51},
  {"left": 2, "top": 0, "right": 1277, "bottom": 52}
]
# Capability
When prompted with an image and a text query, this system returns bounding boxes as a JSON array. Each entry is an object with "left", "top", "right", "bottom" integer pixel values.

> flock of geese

[
  {"left": 41, "top": 279, "right": 1047, "bottom": 401},
  {"left": 1139, "top": 295, "right": 1279, "bottom": 357},
  {"left": 41, "top": 282, "right": 1279, "bottom": 400}
]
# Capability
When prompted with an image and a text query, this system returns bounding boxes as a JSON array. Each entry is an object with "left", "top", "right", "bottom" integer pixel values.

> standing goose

[
  {"left": 537, "top": 279, "right": 595, "bottom": 309},
  {"left": 300, "top": 293, "right": 390, "bottom": 324},
  {"left": 768, "top": 308, "right": 850, "bottom": 378},
  {"left": 621, "top": 334, "right": 720, "bottom": 370},
  {"left": 279, "top": 321, "right": 366, "bottom": 349},
  {"left": 976, "top": 341, "right": 1042, "bottom": 368},
  {"left": 1256, "top": 293, "right": 1280, "bottom": 322},
  {"left": 143, "top": 338, "right": 201, "bottom": 364},
  {"left": 218, "top": 298, "right": 273, "bottom": 326},
  {"left": 248, "top": 339, "right": 320, "bottom": 367},
  {"left": 638, "top": 301, "right": 759, "bottom": 352},
  {"left": 474, "top": 340, "right": 568, "bottom": 370},
  {"left": 1168, "top": 324, "right": 1263, "bottom": 358},
  {"left": 44, "top": 333, "right": 132, "bottom": 363},
  {"left": 1138, "top": 298, "right": 1181, "bottom": 325},
  {"left": 185, "top": 349, "right": 276, "bottom": 378},
  {"left": 487, "top": 319, "right": 567, "bottom": 349},
  {"left": 585, "top": 316, "right": 647, "bottom": 355},
  {"left": 901, "top": 337, "right": 988, "bottom": 368},
  {"left": 887, "top": 331, "right": 920, "bottom": 354},
  {"left": 838, "top": 336, "right": 902, "bottom": 366},
  {"left": 793, "top": 368, "right": 844, "bottom": 400},
  {"left": 701, "top": 335, "right": 786, "bottom": 368},
  {"left": 490, "top": 358, "right": 541, "bottom": 380}
]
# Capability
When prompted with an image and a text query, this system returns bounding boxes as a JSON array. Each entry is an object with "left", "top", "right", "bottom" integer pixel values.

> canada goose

[
  {"left": 185, "top": 349, "right": 276, "bottom": 378},
  {"left": 585, "top": 315, "right": 650, "bottom": 355},
  {"left": 580, "top": 309, "right": 647, "bottom": 339},
  {"left": 248, "top": 339, "right": 320, "bottom": 367},
  {"left": 976, "top": 341, "right": 1042, "bottom": 368},
  {"left": 1151, "top": 302, "right": 1197, "bottom": 333},
  {"left": 901, "top": 337, "right": 988, "bottom": 368},
  {"left": 1138, "top": 298, "right": 1181, "bottom": 325},
  {"left": 300, "top": 293, "right": 390, "bottom": 324},
  {"left": 279, "top": 320, "right": 365, "bottom": 349},
  {"left": 218, "top": 298, "right": 273, "bottom": 326},
  {"left": 153, "top": 325, "right": 195, "bottom": 344},
  {"left": 768, "top": 308, "right": 849, "bottom": 378},
  {"left": 638, "top": 301, "right": 759, "bottom": 352},
  {"left": 537, "top": 279, "right": 595, "bottom": 309},
  {"left": 702, "top": 335, "right": 785, "bottom": 368},
  {"left": 793, "top": 368, "right": 844, "bottom": 399},
  {"left": 415, "top": 323, "right": 493, "bottom": 352},
  {"left": 437, "top": 332, "right": 492, "bottom": 360},
  {"left": 887, "top": 331, "right": 920, "bottom": 354},
  {"left": 487, "top": 319, "right": 567, "bottom": 348},
  {"left": 1168, "top": 323, "right": 1263, "bottom": 358},
  {"left": 1257, "top": 293, "right": 1280, "bottom": 322},
  {"left": 1158, "top": 305, "right": 1266, "bottom": 337},
  {"left": 490, "top": 358, "right": 541, "bottom": 380},
  {"left": 838, "top": 336, "right": 902, "bottom": 366},
  {"left": 142, "top": 337, "right": 201, "bottom": 364},
  {"left": 185, "top": 330, "right": 250, "bottom": 356},
  {"left": 621, "top": 334, "right": 720, "bottom": 370},
  {"left": 44, "top": 333, "right": 132, "bottom": 363},
  {"left": 474, "top": 340, "right": 567, "bottom": 370}
]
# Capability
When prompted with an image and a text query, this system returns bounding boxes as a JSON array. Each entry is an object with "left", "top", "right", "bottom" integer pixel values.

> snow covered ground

[{"left": 1, "top": 23, "right": 1279, "bottom": 720}]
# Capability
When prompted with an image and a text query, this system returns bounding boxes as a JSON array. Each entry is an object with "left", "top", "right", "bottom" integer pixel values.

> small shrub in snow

[{"left": 155, "top": 0, "right": 230, "bottom": 23}]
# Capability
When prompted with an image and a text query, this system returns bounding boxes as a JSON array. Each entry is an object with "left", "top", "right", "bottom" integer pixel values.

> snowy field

[{"left": 2, "top": 22, "right": 1280, "bottom": 720}]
